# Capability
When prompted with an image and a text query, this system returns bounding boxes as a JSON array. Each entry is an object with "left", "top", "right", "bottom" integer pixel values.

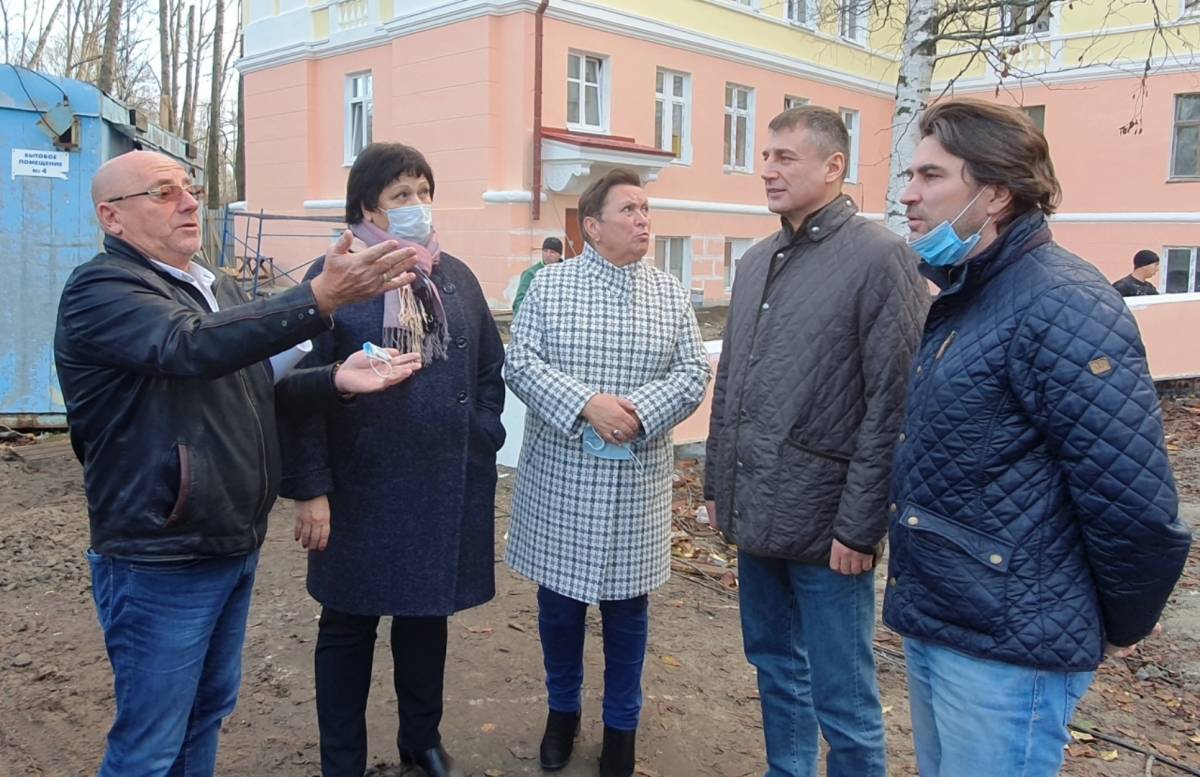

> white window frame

[
  {"left": 567, "top": 51, "right": 609, "bottom": 134},
  {"left": 654, "top": 236, "right": 692, "bottom": 288},
  {"left": 839, "top": 0, "right": 870, "bottom": 45},
  {"left": 784, "top": 95, "right": 809, "bottom": 111},
  {"left": 343, "top": 71, "right": 373, "bottom": 165},
  {"left": 1000, "top": 1, "right": 1053, "bottom": 35},
  {"left": 724, "top": 237, "right": 753, "bottom": 291},
  {"left": 1162, "top": 246, "right": 1200, "bottom": 294},
  {"left": 1170, "top": 93, "right": 1200, "bottom": 181},
  {"left": 655, "top": 69, "right": 693, "bottom": 164},
  {"left": 724, "top": 83, "right": 756, "bottom": 173},
  {"left": 730, "top": 0, "right": 759, "bottom": 9},
  {"left": 787, "top": 0, "right": 819, "bottom": 27},
  {"left": 840, "top": 108, "right": 860, "bottom": 183},
  {"left": 1184, "top": 0, "right": 1200, "bottom": 18}
]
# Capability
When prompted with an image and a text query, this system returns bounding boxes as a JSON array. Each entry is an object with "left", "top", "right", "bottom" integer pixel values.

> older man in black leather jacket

[{"left": 54, "top": 150, "right": 421, "bottom": 777}]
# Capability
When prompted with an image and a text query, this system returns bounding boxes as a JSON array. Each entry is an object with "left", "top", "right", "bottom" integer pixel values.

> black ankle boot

[
  {"left": 398, "top": 744, "right": 463, "bottom": 777},
  {"left": 539, "top": 709, "right": 581, "bottom": 770},
  {"left": 598, "top": 726, "right": 636, "bottom": 777}
]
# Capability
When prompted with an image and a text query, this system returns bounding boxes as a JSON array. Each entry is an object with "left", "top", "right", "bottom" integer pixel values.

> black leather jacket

[{"left": 54, "top": 236, "right": 340, "bottom": 559}]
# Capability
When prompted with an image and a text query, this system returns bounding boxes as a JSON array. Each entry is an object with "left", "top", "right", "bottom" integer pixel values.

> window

[
  {"left": 567, "top": 52, "right": 606, "bottom": 132},
  {"left": 784, "top": 95, "right": 809, "bottom": 111},
  {"left": 724, "top": 84, "right": 755, "bottom": 172},
  {"left": 1001, "top": 1, "right": 1052, "bottom": 35},
  {"left": 1186, "top": 0, "right": 1200, "bottom": 17},
  {"left": 840, "top": 108, "right": 860, "bottom": 183},
  {"left": 839, "top": 0, "right": 869, "bottom": 45},
  {"left": 1170, "top": 93, "right": 1200, "bottom": 179},
  {"left": 656, "top": 69, "right": 692, "bottom": 163},
  {"left": 787, "top": 0, "right": 818, "bottom": 26},
  {"left": 724, "top": 238, "right": 753, "bottom": 290},
  {"left": 654, "top": 236, "right": 691, "bottom": 286},
  {"left": 344, "top": 72, "right": 373, "bottom": 163},
  {"left": 732, "top": 0, "right": 758, "bottom": 7},
  {"left": 1022, "top": 104, "right": 1046, "bottom": 132},
  {"left": 1163, "top": 247, "right": 1200, "bottom": 293}
]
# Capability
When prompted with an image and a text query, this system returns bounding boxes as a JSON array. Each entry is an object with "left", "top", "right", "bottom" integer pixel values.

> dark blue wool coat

[{"left": 279, "top": 252, "right": 505, "bottom": 616}]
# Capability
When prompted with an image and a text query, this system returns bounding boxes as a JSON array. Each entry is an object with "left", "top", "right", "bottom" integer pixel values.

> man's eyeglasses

[{"left": 106, "top": 183, "right": 205, "bottom": 204}]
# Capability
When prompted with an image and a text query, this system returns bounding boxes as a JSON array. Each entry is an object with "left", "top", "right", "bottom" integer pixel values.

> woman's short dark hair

[
  {"left": 577, "top": 168, "right": 643, "bottom": 246},
  {"left": 344, "top": 143, "right": 436, "bottom": 224},
  {"left": 919, "top": 100, "right": 1061, "bottom": 226}
]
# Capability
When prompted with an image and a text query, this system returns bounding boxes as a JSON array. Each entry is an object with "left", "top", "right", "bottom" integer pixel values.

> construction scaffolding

[{"left": 205, "top": 208, "right": 345, "bottom": 296}]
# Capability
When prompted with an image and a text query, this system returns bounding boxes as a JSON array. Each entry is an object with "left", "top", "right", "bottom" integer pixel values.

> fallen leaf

[
  {"left": 481, "top": 723, "right": 497, "bottom": 733},
  {"left": 881, "top": 705, "right": 894, "bottom": 715},
  {"left": 1100, "top": 750, "right": 1118, "bottom": 762},
  {"left": 659, "top": 655, "right": 682, "bottom": 668},
  {"left": 464, "top": 625, "right": 494, "bottom": 635},
  {"left": 1189, "top": 733, "right": 1200, "bottom": 745},
  {"left": 1069, "top": 730, "right": 1094, "bottom": 742},
  {"left": 507, "top": 622, "right": 526, "bottom": 633}
]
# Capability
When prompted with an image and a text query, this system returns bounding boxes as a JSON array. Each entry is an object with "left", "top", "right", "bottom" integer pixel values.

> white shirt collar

[{"left": 149, "top": 258, "right": 220, "bottom": 312}]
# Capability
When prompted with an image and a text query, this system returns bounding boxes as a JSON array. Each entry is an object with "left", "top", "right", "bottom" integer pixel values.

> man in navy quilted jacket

[{"left": 885, "top": 99, "right": 1193, "bottom": 777}]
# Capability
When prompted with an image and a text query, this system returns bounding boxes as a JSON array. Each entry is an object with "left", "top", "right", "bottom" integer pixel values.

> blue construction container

[{"left": 0, "top": 65, "right": 195, "bottom": 428}]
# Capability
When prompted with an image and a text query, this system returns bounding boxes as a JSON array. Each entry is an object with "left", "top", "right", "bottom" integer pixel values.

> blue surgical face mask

[
  {"left": 582, "top": 425, "right": 644, "bottom": 473},
  {"left": 908, "top": 188, "right": 991, "bottom": 267},
  {"left": 386, "top": 204, "right": 433, "bottom": 245}
]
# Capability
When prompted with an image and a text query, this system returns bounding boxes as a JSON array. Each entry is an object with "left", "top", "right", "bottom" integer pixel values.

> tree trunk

[
  {"left": 158, "top": 0, "right": 173, "bottom": 130},
  {"left": 885, "top": 0, "right": 938, "bottom": 234},
  {"left": 26, "top": 0, "right": 65, "bottom": 70},
  {"left": 170, "top": 0, "right": 181, "bottom": 129},
  {"left": 97, "top": 0, "right": 123, "bottom": 93},
  {"left": 182, "top": 4, "right": 195, "bottom": 144},
  {"left": 205, "top": 0, "right": 224, "bottom": 208},
  {"left": 235, "top": 54, "right": 245, "bottom": 201}
]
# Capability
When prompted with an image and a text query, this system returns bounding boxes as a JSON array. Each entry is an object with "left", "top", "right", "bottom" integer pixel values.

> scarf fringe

[{"left": 383, "top": 284, "right": 449, "bottom": 363}]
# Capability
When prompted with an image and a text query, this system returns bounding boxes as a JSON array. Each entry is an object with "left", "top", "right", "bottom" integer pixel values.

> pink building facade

[{"left": 240, "top": 0, "right": 1200, "bottom": 380}]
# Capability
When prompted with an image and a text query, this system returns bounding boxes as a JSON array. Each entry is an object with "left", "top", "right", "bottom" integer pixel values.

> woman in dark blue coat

[{"left": 279, "top": 142, "right": 505, "bottom": 777}]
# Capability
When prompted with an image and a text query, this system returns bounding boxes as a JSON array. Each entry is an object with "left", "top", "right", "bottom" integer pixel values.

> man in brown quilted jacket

[{"left": 704, "top": 106, "right": 929, "bottom": 777}]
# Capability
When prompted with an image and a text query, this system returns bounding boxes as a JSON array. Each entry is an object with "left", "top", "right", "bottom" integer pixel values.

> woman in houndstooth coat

[{"left": 504, "top": 169, "right": 710, "bottom": 777}]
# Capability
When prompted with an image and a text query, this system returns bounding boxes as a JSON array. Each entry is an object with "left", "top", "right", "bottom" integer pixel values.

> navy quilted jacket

[{"left": 882, "top": 211, "right": 1192, "bottom": 672}]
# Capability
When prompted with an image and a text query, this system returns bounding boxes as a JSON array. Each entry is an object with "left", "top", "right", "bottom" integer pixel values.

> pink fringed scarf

[{"left": 350, "top": 219, "right": 449, "bottom": 363}]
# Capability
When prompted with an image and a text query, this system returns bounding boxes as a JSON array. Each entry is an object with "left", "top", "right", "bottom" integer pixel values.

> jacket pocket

[
  {"left": 898, "top": 504, "right": 1012, "bottom": 637},
  {"left": 163, "top": 443, "right": 191, "bottom": 528},
  {"left": 765, "top": 438, "right": 850, "bottom": 553}
]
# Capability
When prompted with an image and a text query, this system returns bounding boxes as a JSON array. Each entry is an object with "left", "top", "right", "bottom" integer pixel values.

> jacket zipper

[{"left": 238, "top": 371, "right": 269, "bottom": 548}]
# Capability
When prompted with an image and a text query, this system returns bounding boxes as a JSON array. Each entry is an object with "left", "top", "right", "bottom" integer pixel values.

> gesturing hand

[
  {"left": 334, "top": 349, "right": 422, "bottom": 395},
  {"left": 582, "top": 394, "right": 641, "bottom": 444},
  {"left": 310, "top": 230, "right": 419, "bottom": 315}
]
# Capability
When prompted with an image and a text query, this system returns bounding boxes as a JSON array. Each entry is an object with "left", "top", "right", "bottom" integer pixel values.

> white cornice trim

[
  {"left": 937, "top": 52, "right": 1200, "bottom": 91},
  {"left": 239, "top": 0, "right": 897, "bottom": 97},
  {"left": 1050, "top": 211, "right": 1200, "bottom": 223},
  {"left": 483, "top": 189, "right": 548, "bottom": 203},
  {"left": 304, "top": 194, "right": 1200, "bottom": 223}
]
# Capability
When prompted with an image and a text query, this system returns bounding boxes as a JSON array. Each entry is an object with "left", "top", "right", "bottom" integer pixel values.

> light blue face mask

[
  {"left": 908, "top": 188, "right": 991, "bottom": 267},
  {"left": 582, "top": 424, "right": 644, "bottom": 473},
  {"left": 385, "top": 204, "right": 433, "bottom": 245}
]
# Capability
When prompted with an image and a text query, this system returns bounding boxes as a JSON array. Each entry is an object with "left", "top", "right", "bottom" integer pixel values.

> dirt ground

[{"left": 2, "top": 401, "right": 1200, "bottom": 777}]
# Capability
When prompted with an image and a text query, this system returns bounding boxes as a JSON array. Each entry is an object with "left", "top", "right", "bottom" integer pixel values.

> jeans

[
  {"left": 738, "top": 552, "right": 886, "bottom": 777},
  {"left": 314, "top": 607, "right": 448, "bottom": 777},
  {"left": 87, "top": 549, "right": 258, "bottom": 777},
  {"left": 537, "top": 586, "right": 649, "bottom": 731},
  {"left": 903, "top": 637, "right": 1094, "bottom": 777}
]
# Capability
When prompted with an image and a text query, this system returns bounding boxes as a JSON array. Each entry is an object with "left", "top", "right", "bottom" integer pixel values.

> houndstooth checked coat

[{"left": 504, "top": 244, "right": 711, "bottom": 603}]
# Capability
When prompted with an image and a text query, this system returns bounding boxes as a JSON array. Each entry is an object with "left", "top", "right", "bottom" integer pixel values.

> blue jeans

[
  {"left": 537, "top": 586, "right": 649, "bottom": 731},
  {"left": 738, "top": 553, "right": 886, "bottom": 777},
  {"left": 903, "top": 637, "right": 1094, "bottom": 777},
  {"left": 87, "top": 549, "right": 258, "bottom": 777}
]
